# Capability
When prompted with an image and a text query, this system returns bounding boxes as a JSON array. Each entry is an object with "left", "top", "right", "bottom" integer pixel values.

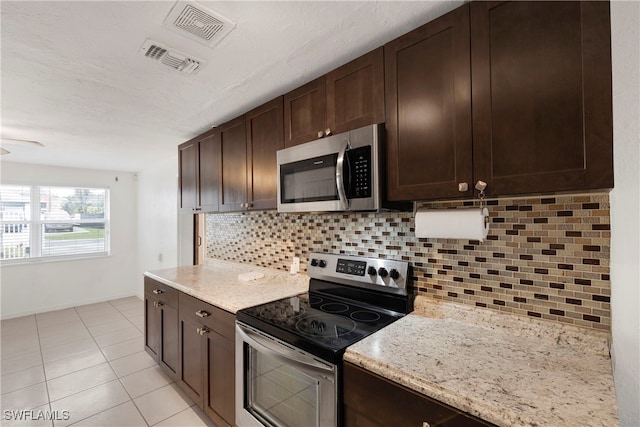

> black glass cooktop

[{"left": 236, "top": 290, "right": 404, "bottom": 364}]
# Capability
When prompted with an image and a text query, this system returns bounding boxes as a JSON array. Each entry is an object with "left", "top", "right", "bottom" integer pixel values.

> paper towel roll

[{"left": 414, "top": 207, "right": 489, "bottom": 241}]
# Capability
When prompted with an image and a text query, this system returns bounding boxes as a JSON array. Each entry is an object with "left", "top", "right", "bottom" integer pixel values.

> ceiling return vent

[
  {"left": 163, "top": 1, "right": 235, "bottom": 48},
  {"left": 138, "top": 39, "right": 205, "bottom": 75}
]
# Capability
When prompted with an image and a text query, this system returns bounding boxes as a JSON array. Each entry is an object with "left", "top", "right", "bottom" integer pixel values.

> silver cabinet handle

[
  {"left": 325, "top": 128, "right": 332, "bottom": 136},
  {"left": 196, "top": 327, "right": 209, "bottom": 336},
  {"left": 195, "top": 310, "right": 210, "bottom": 318},
  {"left": 152, "top": 289, "right": 164, "bottom": 295},
  {"left": 317, "top": 130, "right": 324, "bottom": 138},
  {"left": 458, "top": 182, "right": 468, "bottom": 192},
  {"left": 153, "top": 301, "right": 163, "bottom": 308}
]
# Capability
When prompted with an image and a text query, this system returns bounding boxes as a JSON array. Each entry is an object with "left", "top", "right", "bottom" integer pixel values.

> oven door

[{"left": 236, "top": 322, "right": 337, "bottom": 427}]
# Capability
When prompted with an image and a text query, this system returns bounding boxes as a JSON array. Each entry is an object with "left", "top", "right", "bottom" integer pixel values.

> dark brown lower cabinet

[
  {"left": 177, "top": 293, "right": 235, "bottom": 427},
  {"left": 343, "top": 362, "right": 495, "bottom": 427},
  {"left": 144, "top": 277, "right": 179, "bottom": 380}
]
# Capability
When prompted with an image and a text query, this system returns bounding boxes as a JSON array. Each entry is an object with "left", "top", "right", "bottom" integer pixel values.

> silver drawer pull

[
  {"left": 153, "top": 301, "right": 164, "bottom": 308},
  {"left": 197, "top": 327, "right": 209, "bottom": 336},
  {"left": 152, "top": 289, "right": 164, "bottom": 295},
  {"left": 195, "top": 310, "right": 210, "bottom": 318}
]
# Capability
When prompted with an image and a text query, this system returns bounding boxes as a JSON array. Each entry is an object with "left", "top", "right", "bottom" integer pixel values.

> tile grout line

[
  {"left": 105, "top": 297, "right": 152, "bottom": 427},
  {"left": 34, "top": 312, "right": 55, "bottom": 427}
]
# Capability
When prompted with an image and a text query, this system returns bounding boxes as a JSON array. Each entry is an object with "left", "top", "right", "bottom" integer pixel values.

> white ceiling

[{"left": 1, "top": 0, "right": 460, "bottom": 173}]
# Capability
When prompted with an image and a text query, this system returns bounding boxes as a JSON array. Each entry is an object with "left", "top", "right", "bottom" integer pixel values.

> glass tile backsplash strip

[{"left": 206, "top": 194, "right": 611, "bottom": 331}]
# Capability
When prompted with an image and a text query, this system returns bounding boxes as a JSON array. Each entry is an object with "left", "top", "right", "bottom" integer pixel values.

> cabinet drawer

[
  {"left": 179, "top": 293, "right": 235, "bottom": 340},
  {"left": 144, "top": 277, "right": 179, "bottom": 308}
]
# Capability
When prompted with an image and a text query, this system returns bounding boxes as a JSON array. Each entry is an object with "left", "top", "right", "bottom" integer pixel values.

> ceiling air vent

[
  {"left": 163, "top": 1, "right": 235, "bottom": 48},
  {"left": 139, "top": 39, "right": 205, "bottom": 75}
]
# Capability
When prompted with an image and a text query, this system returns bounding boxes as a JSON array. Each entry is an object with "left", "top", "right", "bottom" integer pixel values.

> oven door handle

[
  {"left": 237, "top": 324, "right": 335, "bottom": 376},
  {"left": 335, "top": 140, "right": 350, "bottom": 211}
]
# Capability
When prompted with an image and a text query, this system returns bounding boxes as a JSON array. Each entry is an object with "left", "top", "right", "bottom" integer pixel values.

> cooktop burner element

[
  {"left": 320, "top": 302, "right": 349, "bottom": 313},
  {"left": 350, "top": 310, "right": 381, "bottom": 322},
  {"left": 236, "top": 252, "right": 413, "bottom": 363}
]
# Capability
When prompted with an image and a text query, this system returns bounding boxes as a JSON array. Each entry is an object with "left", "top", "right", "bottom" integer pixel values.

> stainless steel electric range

[{"left": 235, "top": 252, "right": 413, "bottom": 427}]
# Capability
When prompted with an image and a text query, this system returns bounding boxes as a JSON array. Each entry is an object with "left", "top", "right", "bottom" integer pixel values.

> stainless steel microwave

[{"left": 277, "top": 124, "right": 396, "bottom": 213}]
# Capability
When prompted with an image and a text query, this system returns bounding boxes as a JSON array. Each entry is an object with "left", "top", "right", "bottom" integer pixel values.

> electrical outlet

[{"left": 290, "top": 256, "right": 300, "bottom": 275}]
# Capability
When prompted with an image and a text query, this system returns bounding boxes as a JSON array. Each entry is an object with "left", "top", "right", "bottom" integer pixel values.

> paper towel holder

[{"left": 475, "top": 180, "right": 487, "bottom": 208}]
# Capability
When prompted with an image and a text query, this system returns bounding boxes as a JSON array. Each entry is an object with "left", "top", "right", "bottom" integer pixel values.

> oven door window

[
  {"left": 246, "top": 346, "right": 320, "bottom": 427},
  {"left": 280, "top": 153, "right": 339, "bottom": 204}
]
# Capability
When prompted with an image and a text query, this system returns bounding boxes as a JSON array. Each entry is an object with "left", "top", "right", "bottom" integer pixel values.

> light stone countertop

[
  {"left": 344, "top": 296, "right": 618, "bottom": 427},
  {"left": 144, "top": 259, "right": 309, "bottom": 313}
]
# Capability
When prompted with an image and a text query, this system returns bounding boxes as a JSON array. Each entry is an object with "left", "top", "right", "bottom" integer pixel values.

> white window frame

[{"left": 0, "top": 185, "right": 110, "bottom": 264}]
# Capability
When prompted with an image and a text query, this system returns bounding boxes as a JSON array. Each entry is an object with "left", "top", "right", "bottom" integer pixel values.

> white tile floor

[{"left": 1, "top": 297, "right": 217, "bottom": 427}]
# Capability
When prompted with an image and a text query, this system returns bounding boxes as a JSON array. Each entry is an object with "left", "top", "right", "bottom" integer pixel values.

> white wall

[
  {"left": 610, "top": 2, "right": 640, "bottom": 425},
  {"left": 136, "top": 154, "right": 180, "bottom": 283},
  {"left": 0, "top": 162, "right": 139, "bottom": 318}
]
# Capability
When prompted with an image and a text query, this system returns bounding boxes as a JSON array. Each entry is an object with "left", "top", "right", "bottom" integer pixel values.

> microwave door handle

[
  {"left": 237, "top": 324, "right": 335, "bottom": 375},
  {"left": 336, "top": 141, "right": 350, "bottom": 210}
]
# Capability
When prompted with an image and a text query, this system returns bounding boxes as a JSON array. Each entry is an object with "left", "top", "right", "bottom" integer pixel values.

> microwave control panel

[{"left": 348, "top": 146, "right": 372, "bottom": 199}]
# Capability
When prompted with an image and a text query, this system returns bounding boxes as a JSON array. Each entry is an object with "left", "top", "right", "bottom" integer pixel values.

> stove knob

[
  {"left": 310, "top": 259, "right": 318, "bottom": 267},
  {"left": 378, "top": 267, "right": 388, "bottom": 278},
  {"left": 318, "top": 322, "right": 325, "bottom": 332},
  {"left": 311, "top": 320, "right": 318, "bottom": 329},
  {"left": 367, "top": 266, "right": 377, "bottom": 276},
  {"left": 389, "top": 269, "right": 400, "bottom": 280},
  {"left": 318, "top": 259, "right": 327, "bottom": 268}
]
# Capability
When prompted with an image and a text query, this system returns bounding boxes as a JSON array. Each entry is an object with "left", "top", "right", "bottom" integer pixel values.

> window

[{"left": 0, "top": 185, "right": 109, "bottom": 262}]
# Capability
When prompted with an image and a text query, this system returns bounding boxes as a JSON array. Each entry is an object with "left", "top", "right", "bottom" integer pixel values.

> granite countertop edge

[{"left": 144, "top": 259, "right": 308, "bottom": 314}]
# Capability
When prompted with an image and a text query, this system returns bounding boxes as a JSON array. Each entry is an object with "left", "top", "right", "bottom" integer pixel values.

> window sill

[{"left": 0, "top": 253, "right": 111, "bottom": 267}]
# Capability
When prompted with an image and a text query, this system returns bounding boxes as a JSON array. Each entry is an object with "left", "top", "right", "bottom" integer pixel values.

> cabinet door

[
  {"left": 159, "top": 304, "right": 179, "bottom": 378},
  {"left": 144, "top": 295, "right": 160, "bottom": 361},
  {"left": 204, "top": 332, "right": 235, "bottom": 427},
  {"left": 283, "top": 77, "right": 327, "bottom": 147},
  {"left": 218, "top": 116, "right": 248, "bottom": 212},
  {"left": 471, "top": 1, "right": 613, "bottom": 196},
  {"left": 246, "top": 97, "right": 284, "bottom": 210},
  {"left": 177, "top": 313, "right": 205, "bottom": 407},
  {"left": 198, "top": 132, "right": 220, "bottom": 212},
  {"left": 178, "top": 140, "right": 198, "bottom": 212},
  {"left": 385, "top": 5, "right": 473, "bottom": 201},
  {"left": 343, "top": 363, "right": 493, "bottom": 427},
  {"left": 326, "top": 47, "right": 385, "bottom": 135}
]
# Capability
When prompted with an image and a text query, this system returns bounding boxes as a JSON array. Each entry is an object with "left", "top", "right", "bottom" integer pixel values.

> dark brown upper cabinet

[
  {"left": 326, "top": 47, "right": 385, "bottom": 135},
  {"left": 471, "top": 1, "right": 613, "bottom": 196},
  {"left": 385, "top": 5, "right": 473, "bottom": 201},
  {"left": 284, "top": 48, "right": 385, "bottom": 147},
  {"left": 283, "top": 77, "right": 327, "bottom": 147},
  {"left": 385, "top": 1, "right": 613, "bottom": 202},
  {"left": 178, "top": 129, "right": 220, "bottom": 213},
  {"left": 246, "top": 97, "right": 284, "bottom": 210},
  {"left": 217, "top": 98, "right": 284, "bottom": 212},
  {"left": 217, "top": 115, "right": 248, "bottom": 212}
]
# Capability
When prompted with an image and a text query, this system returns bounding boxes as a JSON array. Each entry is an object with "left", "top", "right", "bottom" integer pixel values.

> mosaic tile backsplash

[{"left": 206, "top": 193, "right": 611, "bottom": 332}]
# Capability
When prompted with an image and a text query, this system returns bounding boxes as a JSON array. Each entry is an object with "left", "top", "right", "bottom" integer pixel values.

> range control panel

[
  {"left": 335, "top": 259, "right": 367, "bottom": 276},
  {"left": 307, "top": 252, "right": 409, "bottom": 295}
]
